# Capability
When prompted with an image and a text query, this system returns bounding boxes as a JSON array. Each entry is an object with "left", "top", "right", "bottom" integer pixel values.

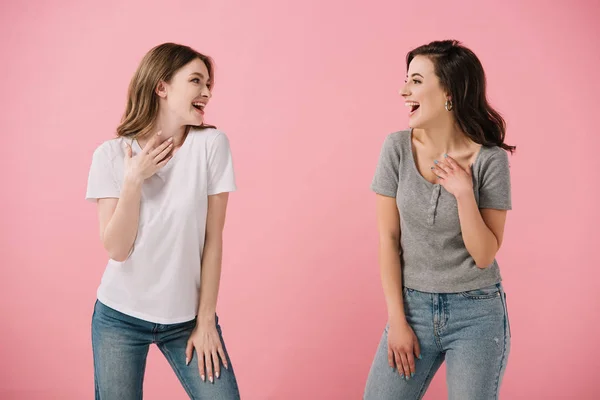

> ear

[{"left": 155, "top": 81, "right": 168, "bottom": 99}]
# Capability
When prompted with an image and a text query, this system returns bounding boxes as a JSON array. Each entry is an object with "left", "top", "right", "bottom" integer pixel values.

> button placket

[{"left": 427, "top": 184, "right": 442, "bottom": 225}]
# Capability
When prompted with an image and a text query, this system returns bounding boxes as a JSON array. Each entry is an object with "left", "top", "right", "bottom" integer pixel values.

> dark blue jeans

[{"left": 92, "top": 300, "right": 240, "bottom": 399}]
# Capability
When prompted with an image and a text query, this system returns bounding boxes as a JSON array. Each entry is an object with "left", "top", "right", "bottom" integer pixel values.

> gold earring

[{"left": 445, "top": 99, "right": 453, "bottom": 111}]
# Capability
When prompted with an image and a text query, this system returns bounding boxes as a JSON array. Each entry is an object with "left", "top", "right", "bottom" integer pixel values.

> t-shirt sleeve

[
  {"left": 370, "top": 134, "right": 401, "bottom": 197},
  {"left": 478, "top": 149, "right": 512, "bottom": 210},
  {"left": 85, "top": 144, "right": 120, "bottom": 202},
  {"left": 207, "top": 132, "right": 237, "bottom": 195}
]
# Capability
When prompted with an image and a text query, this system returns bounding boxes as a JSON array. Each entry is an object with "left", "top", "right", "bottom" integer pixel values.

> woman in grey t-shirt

[{"left": 364, "top": 40, "right": 514, "bottom": 399}]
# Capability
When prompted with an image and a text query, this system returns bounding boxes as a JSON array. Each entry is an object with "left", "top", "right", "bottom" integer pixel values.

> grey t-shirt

[{"left": 371, "top": 129, "right": 512, "bottom": 293}]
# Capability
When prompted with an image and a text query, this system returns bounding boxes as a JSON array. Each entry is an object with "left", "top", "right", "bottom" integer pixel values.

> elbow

[
  {"left": 474, "top": 255, "right": 496, "bottom": 269},
  {"left": 110, "top": 253, "right": 129, "bottom": 262},
  {"left": 104, "top": 243, "right": 131, "bottom": 263}
]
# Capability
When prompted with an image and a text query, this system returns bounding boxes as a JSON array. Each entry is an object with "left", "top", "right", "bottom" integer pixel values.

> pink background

[{"left": 1, "top": 0, "right": 599, "bottom": 398}]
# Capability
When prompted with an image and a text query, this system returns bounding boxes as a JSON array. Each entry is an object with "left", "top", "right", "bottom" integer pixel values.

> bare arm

[
  {"left": 456, "top": 192, "right": 507, "bottom": 268},
  {"left": 96, "top": 134, "right": 173, "bottom": 262},
  {"left": 97, "top": 176, "right": 143, "bottom": 262},
  {"left": 196, "top": 192, "right": 229, "bottom": 327},
  {"left": 376, "top": 194, "right": 406, "bottom": 320}
]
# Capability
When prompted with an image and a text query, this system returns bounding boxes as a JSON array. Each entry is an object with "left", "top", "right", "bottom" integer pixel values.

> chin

[{"left": 408, "top": 119, "right": 422, "bottom": 129}]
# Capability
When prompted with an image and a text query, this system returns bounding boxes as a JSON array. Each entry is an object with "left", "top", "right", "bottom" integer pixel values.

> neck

[
  {"left": 417, "top": 123, "right": 469, "bottom": 154},
  {"left": 140, "top": 114, "right": 188, "bottom": 148}
]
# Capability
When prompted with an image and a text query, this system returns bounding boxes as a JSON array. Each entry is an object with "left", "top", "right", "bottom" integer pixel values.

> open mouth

[
  {"left": 192, "top": 102, "right": 205, "bottom": 115},
  {"left": 405, "top": 101, "right": 420, "bottom": 115}
]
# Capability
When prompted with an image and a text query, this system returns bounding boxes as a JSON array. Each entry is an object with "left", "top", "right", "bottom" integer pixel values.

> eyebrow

[{"left": 407, "top": 73, "right": 424, "bottom": 78}]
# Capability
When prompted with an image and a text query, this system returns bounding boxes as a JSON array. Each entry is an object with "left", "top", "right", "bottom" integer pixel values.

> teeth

[{"left": 405, "top": 102, "right": 419, "bottom": 107}]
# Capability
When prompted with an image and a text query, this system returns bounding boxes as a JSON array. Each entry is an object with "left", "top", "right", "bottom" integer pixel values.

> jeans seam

[
  {"left": 493, "top": 290, "right": 510, "bottom": 399},
  {"left": 159, "top": 343, "right": 197, "bottom": 399},
  {"left": 416, "top": 354, "right": 443, "bottom": 399}
]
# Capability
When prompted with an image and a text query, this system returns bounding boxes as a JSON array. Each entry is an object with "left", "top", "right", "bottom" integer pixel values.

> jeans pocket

[{"left": 460, "top": 284, "right": 501, "bottom": 300}]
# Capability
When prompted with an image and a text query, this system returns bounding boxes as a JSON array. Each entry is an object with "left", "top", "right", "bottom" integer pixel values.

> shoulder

[
  {"left": 384, "top": 129, "right": 410, "bottom": 145},
  {"left": 92, "top": 137, "right": 126, "bottom": 163},
  {"left": 379, "top": 129, "right": 410, "bottom": 153},
  {"left": 478, "top": 145, "right": 510, "bottom": 168},
  {"left": 189, "top": 127, "right": 231, "bottom": 146}
]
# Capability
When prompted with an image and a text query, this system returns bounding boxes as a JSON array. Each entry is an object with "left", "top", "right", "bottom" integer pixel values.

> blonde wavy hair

[{"left": 117, "top": 43, "right": 215, "bottom": 138}]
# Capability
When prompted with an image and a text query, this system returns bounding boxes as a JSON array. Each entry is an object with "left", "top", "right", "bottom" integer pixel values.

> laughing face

[
  {"left": 158, "top": 58, "right": 212, "bottom": 126},
  {"left": 400, "top": 55, "right": 451, "bottom": 129}
]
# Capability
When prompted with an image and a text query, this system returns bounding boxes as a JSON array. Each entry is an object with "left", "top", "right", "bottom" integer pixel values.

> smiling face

[
  {"left": 157, "top": 58, "right": 212, "bottom": 126},
  {"left": 400, "top": 55, "right": 451, "bottom": 129}
]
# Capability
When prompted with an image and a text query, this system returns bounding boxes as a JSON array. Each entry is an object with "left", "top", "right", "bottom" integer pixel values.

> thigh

[
  {"left": 157, "top": 318, "right": 240, "bottom": 400},
  {"left": 364, "top": 288, "right": 443, "bottom": 400},
  {"left": 444, "top": 285, "right": 511, "bottom": 400},
  {"left": 92, "top": 300, "right": 152, "bottom": 400}
]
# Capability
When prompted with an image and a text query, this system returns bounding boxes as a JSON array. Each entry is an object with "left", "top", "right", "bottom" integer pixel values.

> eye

[
  {"left": 191, "top": 78, "right": 200, "bottom": 84},
  {"left": 412, "top": 79, "right": 421, "bottom": 84}
]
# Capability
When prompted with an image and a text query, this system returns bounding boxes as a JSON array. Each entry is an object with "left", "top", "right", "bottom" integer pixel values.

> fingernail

[
  {"left": 168, "top": 137, "right": 173, "bottom": 142},
  {"left": 225, "top": 364, "right": 229, "bottom": 370},
  {"left": 411, "top": 372, "right": 415, "bottom": 377},
  {"left": 185, "top": 357, "right": 189, "bottom": 365},
  {"left": 216, "top": 372, "right": 220, "bottom": 379},
  {"left": 444, "top": 153, "right": 448, "bottom": 158},
  {"left": 434, "top": 160, "right": 439, "bottom": 164},
  {"left": 418, "top": 354, "right": 422, "bottom": 360},
  {"left": 405, "top": 376, "right": 410, "bottom": 381},
  {"left": 430, "top": 167, "right": 435, "bottom": 170},
  {"left": 399, "top": 373, "right": 404, "bottom": 378},
  {"left": 201, "top": 375, "right": 205, "bottom": 381},
  {"left": 209, "top": 376, "right": 213, "bottom": 383}
]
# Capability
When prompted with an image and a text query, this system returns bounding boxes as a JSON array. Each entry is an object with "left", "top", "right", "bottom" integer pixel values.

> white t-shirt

[{"left": 85, "top": 128, "right": 237, "bottom": 324}]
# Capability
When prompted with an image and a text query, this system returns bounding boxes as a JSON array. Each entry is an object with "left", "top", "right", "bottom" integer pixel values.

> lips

[
  {"left": 405, "top": 101, "right": 420, "bottom": 115},
  {"left": 192, "top": 101, "right": 205, "bottom": 115}
]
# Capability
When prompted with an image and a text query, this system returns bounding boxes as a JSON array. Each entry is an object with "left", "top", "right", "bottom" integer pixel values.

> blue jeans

[
  {"left": 92, "top": 300, "right": 241, "bottom": 399},
  {"left": 364, "top": 284, "right": 511, "bottom": 400}
]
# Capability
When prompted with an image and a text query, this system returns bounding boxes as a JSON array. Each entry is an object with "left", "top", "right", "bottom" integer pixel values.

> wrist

[
  {"left": 388, "top": 310, "right": 407, "bottom": 323},
  {"left": 455, "top": 189, "right": 474, "bottom": 203},
  {"left": 197, "top": 311, "right": 216, "bottom": 326},
  {"left": 123, "top": 174, "right": 143, "bottom": 188}
]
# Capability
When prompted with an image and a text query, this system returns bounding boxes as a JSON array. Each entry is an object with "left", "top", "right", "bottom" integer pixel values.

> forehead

[
  {"left": 178, "top": 58, "right": 210, "bottom": 78},
  {"left": 408, "top": 55, "right": 435, "bottom": 75}
]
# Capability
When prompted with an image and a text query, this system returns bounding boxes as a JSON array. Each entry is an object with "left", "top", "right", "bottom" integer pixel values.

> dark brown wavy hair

[{"left": 407, "top": 40, "right": 515, "bottom": 153}]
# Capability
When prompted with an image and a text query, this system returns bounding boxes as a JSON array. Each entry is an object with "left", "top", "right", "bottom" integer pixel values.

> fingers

[
  {"left": 156, "top": 155, "right": 173, "bottom": 168},
  {"left": 444, "top": 154, "right": 458, "bottom": 169},
  {"left": 143, "top": 131, "right": 162, "bottom": 153},
  {"left": 217, "top": 345, "right": 229, "bottom": 370},
  {"left": 212, "top": 349, "right": 221, "bottom": 380},
  {"left": 393, "top": 351, "right": 403, "bottom": 376},
  {"left": 150, "top": 137, "right": 173, "bottom": 159},
  {"left": 406, "top": 353, "right": 416, "bottom": 378},
  {"left": 399, "top": 352, "right": 411, "bottom": 379},
  {"left": 414, "top": 339, "right": 422, "bottom": 361},
  {"left": 204, "top": 351, "right": 214, "bottom": 383},
  {"left": 123, "top": 143, "right": 132, "bottom": 159},
  {"left": 431, "top": 165, "right": 447, "bottom": 179},
  {"left": 198, "top": 352, "right": 206, "bottom": 382},
  {"left": 153, "top": 140, "right": 174, "bottom": 162},
  {"left": 388, "top": 347, "right": 395, "bottom": 369},
  {"left": 436, "top": 159, "right": 452, "bottom": 173},
  {"left": 185, "top": 339, "right": 193, "bottom": 366}
]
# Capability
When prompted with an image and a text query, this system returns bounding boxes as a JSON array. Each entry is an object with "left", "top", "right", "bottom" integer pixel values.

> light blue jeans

[
  {"left": 364, "top": 284, "right": 511, "bottom": 399},
  {"left": 92, "top": 300, "right": 241, "bottom": 399}
]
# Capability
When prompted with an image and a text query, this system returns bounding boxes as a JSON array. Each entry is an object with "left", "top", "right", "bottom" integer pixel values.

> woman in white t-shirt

[{"left": 86, "top": 43, "right": 240, "bottom": 399}]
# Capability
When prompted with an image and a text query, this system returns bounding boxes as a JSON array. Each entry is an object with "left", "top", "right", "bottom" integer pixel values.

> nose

[
  {"left": 399, "top": 82, "right": 410, "bottom": 97},
  {"left": 201, "top": 86, "right": 212, "bottom": 99}
]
